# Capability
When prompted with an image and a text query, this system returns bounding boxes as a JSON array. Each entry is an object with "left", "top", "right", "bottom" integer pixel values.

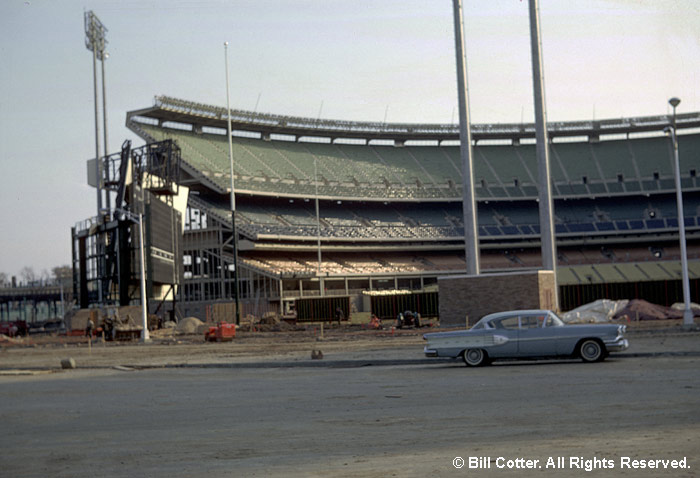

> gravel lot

[{"left": 1, "top": 325, "right": 699, "bottom": 477}]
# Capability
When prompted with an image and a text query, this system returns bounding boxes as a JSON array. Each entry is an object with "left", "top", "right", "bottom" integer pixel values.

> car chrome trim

[
  {"left": 603, "top": 337, "right": 629, "bottom": 352},
  {"left": 493, "top": 334, "right": 509, "bottom": 345}
]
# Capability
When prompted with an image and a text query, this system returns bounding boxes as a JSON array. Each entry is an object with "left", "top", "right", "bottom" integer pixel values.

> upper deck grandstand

[
  {"left": 126, "top": 96, "right": 700, "bottom": 313},
  {"left": 129, "top": 96, "right": 700, "bottom": 202}
]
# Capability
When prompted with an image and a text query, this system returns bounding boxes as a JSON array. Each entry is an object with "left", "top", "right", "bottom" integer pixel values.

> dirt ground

[
  {"left": 1, "top": 332, "right": 699, "bottom": 478},
  {"left": 1, "top": 317, "right": 698, "bottom": 371},
  {"left": 2, "top": 318, "right": 700, "bottom": 477}
]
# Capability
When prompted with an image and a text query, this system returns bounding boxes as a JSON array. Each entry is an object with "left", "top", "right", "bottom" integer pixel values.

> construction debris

[
  {"left": 613, "top": 299, "right": 685, "bottom": 321},
  {"left": 0, "top": 334, "right": 24, "bottom": 345},
  {"left": 61, "top": 358, "right": 76, "bottom": 369},
  {"left": 176, "top": 317, "right": 204, "bottom": 334},
  {"left": 561, "top": 299, "right": 629, "bottom": 323},
  {"left": 671, "top": 302, "right": 700, "bottom": 314},
  {"left": 253, "top": 314, "right": 295, "bottom": 332}
]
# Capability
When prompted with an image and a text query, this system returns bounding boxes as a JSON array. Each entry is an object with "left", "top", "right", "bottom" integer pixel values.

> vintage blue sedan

[{"left": 423, "top": 309, "right": 629, "bottom": 366}]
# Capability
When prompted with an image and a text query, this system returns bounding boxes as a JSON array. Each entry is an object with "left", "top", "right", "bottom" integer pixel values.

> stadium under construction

[{"left": 69, "top": 95, "right": 700, "bottom": 323}]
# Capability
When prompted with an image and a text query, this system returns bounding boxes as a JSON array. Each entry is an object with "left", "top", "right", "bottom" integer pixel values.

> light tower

[
  {"left": 84, "top": 10, "right": 107, "bottom": 216},
  {"left": 84, "top": 10, "right": 108, "bottom": 304}
]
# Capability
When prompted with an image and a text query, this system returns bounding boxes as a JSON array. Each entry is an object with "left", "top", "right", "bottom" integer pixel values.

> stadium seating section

[
  {"left": 136, "top": 122, "right": 700, "bottom": 200},
  {"left": 190, "top": 194, "right": 700, "bottom": 242},
  {"left": 237, "top": 244, "right": 700, "bottom": 279},
  {"left": 136, "top": 117, "right": 700, "bottom": 282}
]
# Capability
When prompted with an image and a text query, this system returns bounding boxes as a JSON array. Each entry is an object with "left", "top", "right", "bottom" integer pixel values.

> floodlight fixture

[{"left": 84, "top": 10, "right": 108, "bottom": 59}]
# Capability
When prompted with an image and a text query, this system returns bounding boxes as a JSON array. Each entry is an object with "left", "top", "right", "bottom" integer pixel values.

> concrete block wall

[{"left": 438, "top": 270, "right": 556, "bottom": 328}]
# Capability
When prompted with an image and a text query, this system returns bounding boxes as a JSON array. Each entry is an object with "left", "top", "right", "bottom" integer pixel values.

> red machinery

[{"left": 204, "top": 322, "right": 236, "bottom": 342}]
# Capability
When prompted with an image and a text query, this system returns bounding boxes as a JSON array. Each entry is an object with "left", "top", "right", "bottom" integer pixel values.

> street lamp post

[
  {"left": 667, "top": 97, "right": 694, "bottom": 327},
  {"left": 224, "top": 42, "right": 241, "bottom": 325},
  {"left": 116, "top": 208, "right": 150, "bottom": 342},
  {"left": 137, "top": 213, "right": 150, "bottom": 341}
]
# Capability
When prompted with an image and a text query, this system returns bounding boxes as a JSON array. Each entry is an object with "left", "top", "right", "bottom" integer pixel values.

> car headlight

[{"left": 618, "top": 325, "right": 627, "bottom": 335}]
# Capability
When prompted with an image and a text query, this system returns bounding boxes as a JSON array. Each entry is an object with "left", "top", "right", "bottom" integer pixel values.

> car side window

[
  {"left": 494, "top": 317, "right": 519, "bottom": 330},
  {"left": 520, "top": 316, "right": 541, "bottom": 329}
]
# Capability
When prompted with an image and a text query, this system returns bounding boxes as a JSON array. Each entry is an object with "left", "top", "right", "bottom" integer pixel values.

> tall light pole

[
  {"left": 85, "top": 11, "right": 106, "bottom": 217},
  {"left": 85, "top": 10, "right": 107, "bottom": 305},
  {"left": 528, "top": 0, "right": 558, "bottom": 310},
  {"left": 667, "top": 97, "right": 694, "bottom": 327},
  {"left": 452, "top": 0, "right": 480, "bottom": 275},
  {"left": 101, "top": 52, "right": 110, "bottom": 211},
  {"left": 224, "top": 42, "right": 241, "bottom": 325}
]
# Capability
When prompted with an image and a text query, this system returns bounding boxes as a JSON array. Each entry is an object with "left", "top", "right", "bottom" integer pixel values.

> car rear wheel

[
  {"left": 579, "top": 339, "right": 604, "bottom": 363},
  {"left": 463, "top": 348, "right": 487, "bottom": 367}
]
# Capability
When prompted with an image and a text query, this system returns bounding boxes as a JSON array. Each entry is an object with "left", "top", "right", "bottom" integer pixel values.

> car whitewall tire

[
  {"left": 579, "top": 339, "right": 604, "bottom": 363},
  {"left": 463, "top": 348, "right": 487, "bottom": 367}
]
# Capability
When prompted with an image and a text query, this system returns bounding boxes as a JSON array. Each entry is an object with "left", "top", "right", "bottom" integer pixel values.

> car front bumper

[
  {"left": 604, "top": 337, "right": 629, "bottom": 352},
  {"left": 424, "top": 346, "right": 438, "bottom": 357}
]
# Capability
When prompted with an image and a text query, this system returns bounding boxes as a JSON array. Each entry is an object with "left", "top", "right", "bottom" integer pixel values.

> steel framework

[{"left": 72, "top": 140, "right": 183, "bottom": 311}]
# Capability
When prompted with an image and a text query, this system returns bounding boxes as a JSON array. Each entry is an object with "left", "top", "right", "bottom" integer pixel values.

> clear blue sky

[{"left": 1, "top": 0, "right": 699, "bottom": 279}]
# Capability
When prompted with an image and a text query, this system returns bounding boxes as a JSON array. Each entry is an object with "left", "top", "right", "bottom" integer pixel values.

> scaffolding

[{"left": 72, "top": 140, "right": 183, "bottom": 313}]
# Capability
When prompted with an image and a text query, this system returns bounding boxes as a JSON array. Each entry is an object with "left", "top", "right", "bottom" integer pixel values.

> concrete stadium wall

[{"left": 438, "top": 270, "right": 556, "bottom": 328}]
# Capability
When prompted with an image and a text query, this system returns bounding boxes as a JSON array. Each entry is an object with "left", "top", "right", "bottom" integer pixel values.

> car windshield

[{"left": 544, "top": 313, "right": 565, "bottom": 327}]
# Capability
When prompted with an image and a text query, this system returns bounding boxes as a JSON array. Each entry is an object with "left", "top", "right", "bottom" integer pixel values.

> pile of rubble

[
  {"left": 563, "top": 298, "right": 699, "bottom": 323},
  {"left": 613, "top": 299, "right": 695, "bottom": 321}
]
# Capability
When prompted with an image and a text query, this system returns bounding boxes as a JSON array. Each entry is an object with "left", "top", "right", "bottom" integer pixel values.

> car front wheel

[
  {"left": 463, "top": 348, "right": 488, "bottom": 367},
  {"left": 579, "top": 339, "right": 604, "bottom": 363}
]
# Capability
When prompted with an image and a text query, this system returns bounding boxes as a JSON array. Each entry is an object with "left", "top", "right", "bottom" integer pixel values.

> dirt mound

[
  {"left": 613, "top": 299, "right": 684, "bottom": 321},
  {"left": 254, "top": 315, "right": 295, "bottom": 332},
  {"left": 0, "top": 334, "right": 24, "bottom": 345},
  {"left": 176, "top": 317, "right": 205, "bottom": 334},
  {"left": 196, "top": 324, "right": 211, "bottom": 335}
]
